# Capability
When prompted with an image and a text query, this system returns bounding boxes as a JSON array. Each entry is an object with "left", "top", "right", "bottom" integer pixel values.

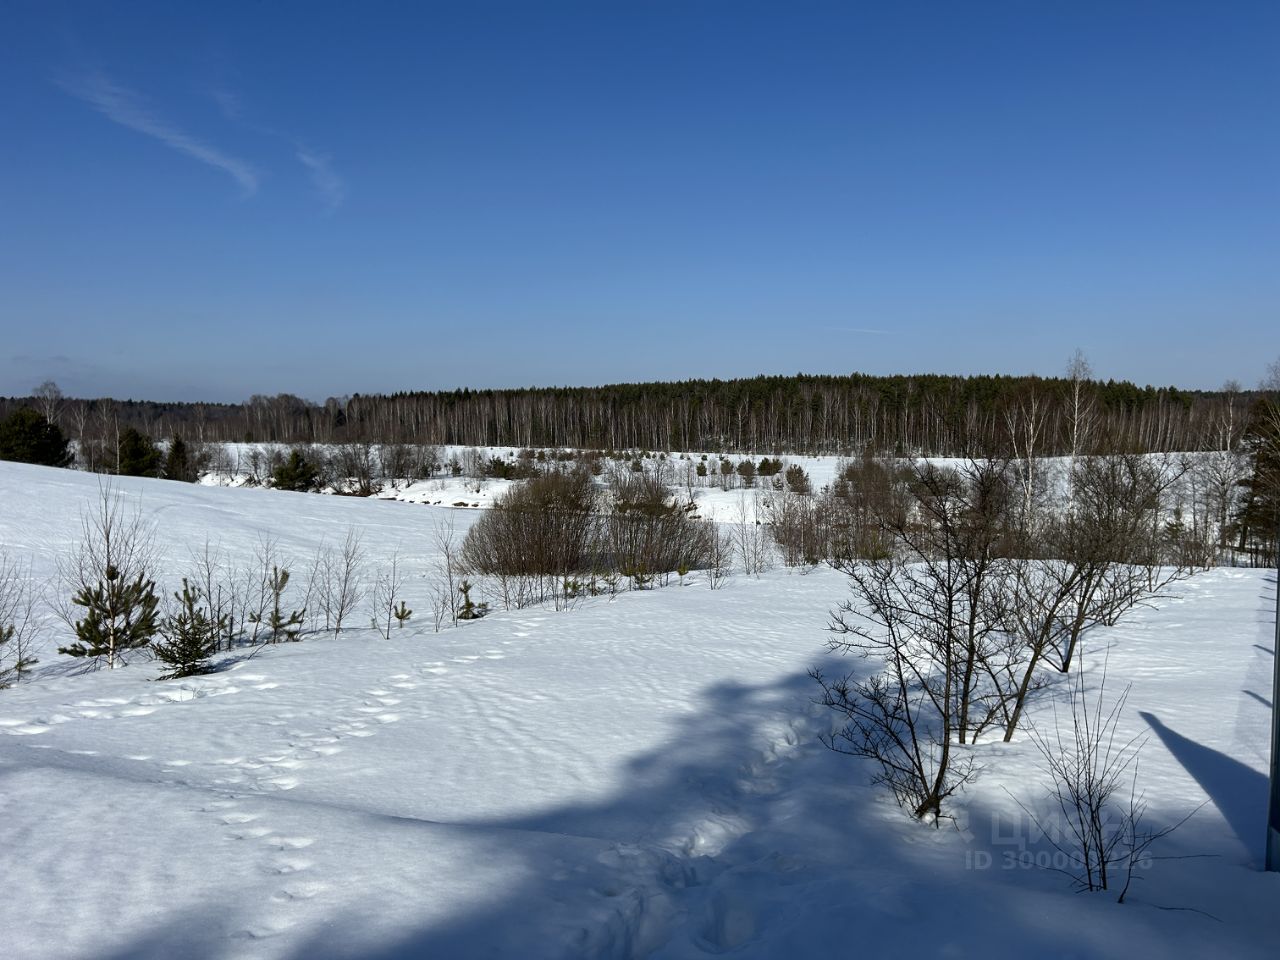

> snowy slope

[{"left": 0, "top": 462, "right": 1277, "bottom": 959}]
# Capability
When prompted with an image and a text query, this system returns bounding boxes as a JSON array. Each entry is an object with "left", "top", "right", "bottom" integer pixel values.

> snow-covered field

[{"left": 0, "top": 462, "right": 1277, "bottom": 958}]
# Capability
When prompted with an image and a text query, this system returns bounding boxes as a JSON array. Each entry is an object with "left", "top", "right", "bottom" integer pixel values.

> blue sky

[{"left": 1, "top": 1, "right": 1276, "bottom": 402}]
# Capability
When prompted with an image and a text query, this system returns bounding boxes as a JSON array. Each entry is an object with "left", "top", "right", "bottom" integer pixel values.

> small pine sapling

[
  {"left": 60, "top": 565, "right": 161, "bottom": 668},
  {"left": 0, "top": 622, "right": 38, "bottom": 688},
  {"left": 393, "top": 599, "right": 413, "bottom": 629},
  {"left": 457, "top": 580, "right": 488, "bottom": 620},
  {"left": 153, "top": 579, "right": 225, "bottom": 679},
  {"left": 249, "top": 566, "right": 305, "bottom": 642}
]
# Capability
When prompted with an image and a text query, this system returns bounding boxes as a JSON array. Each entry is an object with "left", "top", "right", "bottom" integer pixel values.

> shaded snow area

[{"left": 0, "top": 462, "right": 1277, "bottom": 958}]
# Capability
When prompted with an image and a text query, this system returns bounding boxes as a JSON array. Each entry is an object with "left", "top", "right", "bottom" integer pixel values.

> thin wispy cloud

[
  {"left": 296, "top": 147, "right": 345, "bottom": 211},
  {"left": 208, "top": 86, "right": 243, "bottom": 121},
  {"left": 820, "top": 326, "right": 891, "bottom": 335},
  {"left": 59, "top": 70, "right": 259, "bottom": 196}
]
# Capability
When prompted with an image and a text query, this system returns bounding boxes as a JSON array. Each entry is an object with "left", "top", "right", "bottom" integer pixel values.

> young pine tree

[
  {"left": 392, "top": 599, "right": 413, "bottom": 629},
  {"left": 249, "top": 566, "right": 305, "bottom": 642},
  {"left": 153, "top": 579, "right": 225, "bottom": 679},
  {"left": 59, "top": 565, "right": 160, "bottom": 668},
  {"left": 457, "top": 580, "right": 488, "bottom": 620},
  {"left": 0, "top": 623, "right": 39, "bottom": 688}
]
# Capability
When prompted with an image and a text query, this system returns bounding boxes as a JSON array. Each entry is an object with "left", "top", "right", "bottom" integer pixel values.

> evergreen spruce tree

[
  {"left": 0, "top": 407, "right": 72, "bottom": 467},
  {"left": 153, "top": 579, "right": 224, "bottom": 679},
  {"left": 1235, "top": 398, "right": 1280, "bottom": 563},
  {"left": 117, "top": 428, "right": 162, "bottom": 477},
  {"left": 59, "top": 565, "right": 160, "bottom": 668},
  {"left": 163, "top": 434, "right": 197, "bottom": 483},
  {"left": 272, "top": 449, "right": 320, "bottom": 492}
]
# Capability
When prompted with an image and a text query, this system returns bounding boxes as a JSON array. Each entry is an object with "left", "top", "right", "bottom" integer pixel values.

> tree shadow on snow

[
  {"left": 1139, "top": 711, "right": 1267, "bottom": 867},
  {"left": 1242, "top": 689, "right": 1272, "bottom": 710},
  {"left": 79, "top": 664, "right": 1274, "bottom": 960}
]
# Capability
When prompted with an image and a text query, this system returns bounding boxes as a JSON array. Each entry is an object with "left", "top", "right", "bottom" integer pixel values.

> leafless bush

[
  {"left": 1053, "top": 453, "right": 1192, "bottom": 671},
  {"left": 187, "top": 540, "right": 244, "bottom": 650},
  {"left": 461, "top": 468, "right": 718, "bottom": 602},
  {"left": 460, "top": 447, "right": 486, "bottom": 480},
  {"left": 313, "top": 529, "right": 366, "bottom": 636},
  {"left": 706, "top": 525, "right": 733, "bottom": 589},
  {"left": 242, "top": 536, "right": 285, "bottom": 645},
  {"left": 731, "top": 494, "right": 772, "bottom": 577},
  {"left": 762, "top": 491, "right": 822, "bottom": 567},
  {"left": 765, "top": 455, "right": 906, "bottom": 565},
  {"left": 427, "top": 514, "right": 463, "bottom": 630},
  {"left": 603, "top": 472, "right": 715, "bottom": 585},
  {"left": 0, "top": 553, "right": 41, "bottom": 686},
  {"left": 333, "top": 443, "right": 382, "bottom": 496},
  {"left": 380, "top": 443, "right": 439, "bottom": 484},
  {"left": 370, "top": 551, "right": 409, "bottom": 639},
  {"left": 816, "top": 459, "right": 1018, "bottom": 819},
  {"left": 205, "top": 444, "right": 235, "bottom": 484},
  {"left": 462, "top": 469, "right": 602, "bottom": 578},
  {"left": 1014, "top": 650, "right": 1199, "bottom": 900}
]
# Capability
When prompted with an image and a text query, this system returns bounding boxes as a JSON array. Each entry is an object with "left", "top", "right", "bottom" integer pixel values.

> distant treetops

[{"left": 0, "top": 406, "right": 202, "bottom": 482}]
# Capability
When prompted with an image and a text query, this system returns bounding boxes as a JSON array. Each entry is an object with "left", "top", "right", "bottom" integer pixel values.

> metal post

[{"left": 1269, "top": 525, "right": 1280, "bottom": 872}]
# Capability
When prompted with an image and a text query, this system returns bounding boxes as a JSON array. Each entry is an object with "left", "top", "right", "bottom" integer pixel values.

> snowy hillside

[{"left": 0, "top": 462, "right": 1276, "bottom": 958}]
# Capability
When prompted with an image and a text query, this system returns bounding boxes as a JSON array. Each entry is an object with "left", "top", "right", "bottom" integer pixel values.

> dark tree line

[{"left": 0, "top": 372, "right": 1263, "bottom": 458}]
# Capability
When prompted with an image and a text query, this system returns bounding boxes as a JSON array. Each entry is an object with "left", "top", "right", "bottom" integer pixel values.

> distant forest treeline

[{"left": 0, "top": 373, "right": 1263, "bottom": 457}]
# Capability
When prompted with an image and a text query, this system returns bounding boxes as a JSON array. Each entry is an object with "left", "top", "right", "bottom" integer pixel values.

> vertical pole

[{"left": 1269, "top": 521, "right": 1280, "bottom": 872}]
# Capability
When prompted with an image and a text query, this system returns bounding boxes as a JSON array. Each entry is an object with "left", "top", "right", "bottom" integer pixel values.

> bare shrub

[
  {"left": 426, "top": 514, "right": 463, "bottom": 630},
  {"left": 380, "top": 443, "right": 439, "bottom": 484},
  {"left": 333, "top": 443, "right": 382, "bottom": 496},
  {"left": 461, "top": 467, "right": 718, "bottom": 603},
  {"left": 313, "top": 529, "right": 366, "bottom": 636},
  {"left": 1014, "top": 650, "right": 1200, "bottom": 900},
  {"left": 765, "top": 455, "right": 906, "bottom": 565},
  {"left": 1054, "top": 453, "right": 1191, "bottom": 671},
  {"left": 731, "top": 494, "right": 772, "bottom": 577},
  {"left": 370, "top": 551, "right": 409, "bottom": 639},
  {"left": 762, "top": 491, "right": 822, "bottom": 567},
  {"left": 706, "top": 525, "right": 733, "bottom": 589},
  {"left": 815, "top": 459, "right": 1018, "bottom": 820},
  {"left": 604, "top": 472, "right": 714, "bottom": 585},
  {"left": 462, "top": 469, "right": 601, "bottom": 579},
  {"left": 0, "top": 553, "right": 41, "bottom": 686}
]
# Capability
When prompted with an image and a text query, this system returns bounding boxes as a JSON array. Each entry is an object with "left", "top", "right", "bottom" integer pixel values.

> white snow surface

[{"left": 0, "top": 461, "right": 1277, "bottom": 958}]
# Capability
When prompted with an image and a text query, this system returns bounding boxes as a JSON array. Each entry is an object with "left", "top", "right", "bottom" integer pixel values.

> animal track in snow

[
  {"left": 269, "top": 856, "right": 314, "bottom": 876},
  {"left": 264, "top": 835, "right": 315, "bottom": 850},
  {"left": 272, "top": 880, "right": 326, "bottom": 902}
]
